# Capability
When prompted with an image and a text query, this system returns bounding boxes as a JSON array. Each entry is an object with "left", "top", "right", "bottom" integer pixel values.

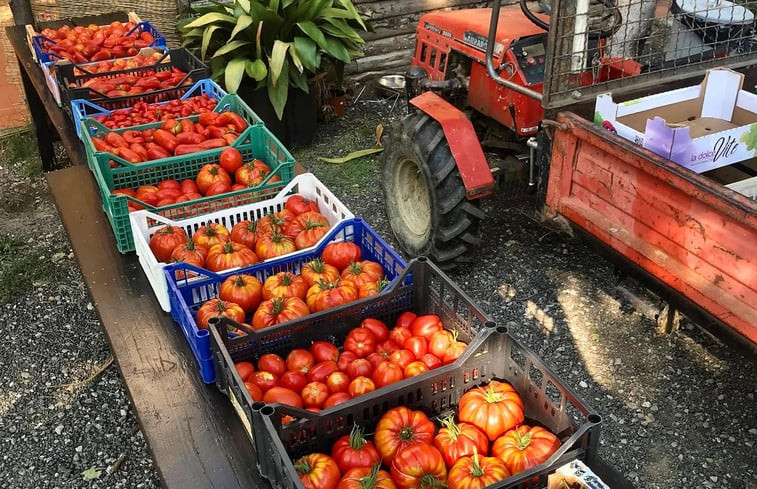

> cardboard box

[
  {"left": 594, "top": 68, "right": 757, "bottom": 174},
  {"left": 547, "top": 460, "right": 611, "bottom": 489}
]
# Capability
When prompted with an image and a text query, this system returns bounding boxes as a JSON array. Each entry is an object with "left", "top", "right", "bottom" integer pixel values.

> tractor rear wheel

[{"left": 380, "top": 113, "right": 484, "bottom": 269}]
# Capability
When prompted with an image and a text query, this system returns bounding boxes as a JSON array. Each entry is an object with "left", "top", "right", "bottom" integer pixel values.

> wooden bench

[{"left": 5, "top": 23, "right": 634, "bottom": 489}]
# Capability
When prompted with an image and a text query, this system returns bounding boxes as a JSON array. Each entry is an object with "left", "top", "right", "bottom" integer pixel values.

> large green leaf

[
  {"left": 269, "top": 0, "right": 280, "bottom": 13},
  {"left": 269, "top": 40, "right": 290, "bottom": 88},
  {"left": 180, "top": 27, "right": 205, "bottom": 39},
  {"left": 225, "top": 57, "right": 248, "bottom": 93},
  {"left": 281, "top": 0, "right": 296, "bottom": 8},
  {"left": 323, "top": 16, "right": 365, "bottom": 43},
  {"left": 237, "top": 0, "right": 251, "bottom": 14},
  {"left": 324, "top": 37, "right": 351, "bottom": 63},
  {"left": 183, "top": 12, "right": 237, "bottom": 29},
  {"left": 245, "top": 59, "right": 268, "bottom": 81},
  {"left": 230, "top": 14, "right": 253, "bottom": 40},
  {"left": 201, "top": 25, "right": 221, "bottom": 60},
  {"left": 288, "top": 43, "right": 304, "bottom": 73},
  {"left": 210, "top": 57, "right": 226, "bottom": 81},
  {"left": 212, "top": 40, "right": 251, "bottom": 58},
  {"left": 293, "top": 36, "right": 317, "bottom": 72},
  {"left": 289, "top": 68, "right": 309, "bottom": 93},
  {"left": 297, "top": 21, "right": 328, "bottom": 50},
  {"left": 267, "top": 60, "right": 289, "bottom": 120},
  {"left": 335, "top": 0, "right": 366, "bottom": 30}
]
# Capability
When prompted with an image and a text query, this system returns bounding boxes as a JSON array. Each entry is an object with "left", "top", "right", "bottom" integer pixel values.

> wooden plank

[
  {"left": 346, "top": 48, "right": 414, "bottom": 74},
  {"left": 363, "top": 25, "right": 417, "bottom": 42},
  {"left": 362, "top": 33, "right": 416, "bottom": 58},
  {"left": 46, "top": 165, "right": 265, "bottom": 489},
  {"left": 357, "top": 0, "right": 483, "bottom": 21}
]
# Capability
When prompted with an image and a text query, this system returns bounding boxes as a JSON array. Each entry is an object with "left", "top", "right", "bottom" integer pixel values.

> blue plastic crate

[
  {"left": 71, "top": 79, "right": 228, "bottom": 139},
  {"left": 163, "top": 218, "right": 408, "bottom": 384},
  {"left": 32, "top": 21, "right": 166, "bottom": 65}
]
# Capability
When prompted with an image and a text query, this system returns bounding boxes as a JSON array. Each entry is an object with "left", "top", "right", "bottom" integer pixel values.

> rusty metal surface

[
  {"left": 410, "top": 91, "right": 497, "bottom": 199},
  {"left": 542, "top": 0, "right": 757, "bottom": 109},
  {"left": 546, "top": 111, "right": 757, "bottom": 344}
]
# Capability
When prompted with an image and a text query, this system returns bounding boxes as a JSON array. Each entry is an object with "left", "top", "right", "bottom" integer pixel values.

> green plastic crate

[
  {"left": 90, "top": 125, "right": 295, "bottom": 253},
  {"left": 80, "top": 93, "right": 263, "bottom": 173}
]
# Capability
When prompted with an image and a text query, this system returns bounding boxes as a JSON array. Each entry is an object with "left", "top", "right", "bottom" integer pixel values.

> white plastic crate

[{"left": 130, "top": 173, "right": 354, "bottom": 312}]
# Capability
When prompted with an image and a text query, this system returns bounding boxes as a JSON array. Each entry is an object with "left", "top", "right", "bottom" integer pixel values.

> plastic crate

[
  {"left": 90, "top": 125, "right": 295, "bottom": 253},
  {"left": 58, "top": 49, "right": 208, "bottom": 114},
  {"left": 208, "top": 259, "right": 600, "bottom": 489},
  {"left": 71, "top": 78, "right": 228, "bottom": 139},
  {"left": 164, "top": 218, "right": 408, "bottom": 383},
  {"left": 32, "top": 20, "right": 166, "bottom": 65},
  {"left": 131, "top": 173, "right": 354, "bottom": 313},
  {"left": 41, "top": 46, "right": 170, "bottom": 107}
]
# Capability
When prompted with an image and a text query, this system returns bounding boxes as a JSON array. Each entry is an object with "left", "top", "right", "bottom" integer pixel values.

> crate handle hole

[
  {"left": 588, "top": 414, "right": 602, "bottom": 424},
  {"left": 260, "top": 406, "right": 275, "bottom": 416},
  {"left": 485, "top": 321, "right": 497, "bottom": 329}
]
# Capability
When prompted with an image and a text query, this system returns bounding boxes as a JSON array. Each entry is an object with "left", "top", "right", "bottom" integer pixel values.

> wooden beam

[
  {"left": 362, "top": 33, "right": 416, "bottom": 58},
  {"left": 358, "top": 0, "right": 485, "bottom": 21},
  {"left": 346, "top": 48, "right": 414, "bottom": 74}
]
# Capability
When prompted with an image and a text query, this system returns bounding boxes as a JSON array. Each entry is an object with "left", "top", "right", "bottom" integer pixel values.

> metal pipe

[
  {"left": 486, "top": 0, "right": 544, "bottom": 102},
  {"left": 571, "top": 0, "right": 590, "bottom": 72},
  {"left": 527, "top": 136, "right": 539, "bottom": 187}
]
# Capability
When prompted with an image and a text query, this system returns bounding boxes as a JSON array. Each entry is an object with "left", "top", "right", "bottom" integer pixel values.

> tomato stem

[
  {"left": 515, "top": 429, "right": 532, "bottom": 450},
  {"left": 349, "top": 423, "right": 367, "bottom": 450}
]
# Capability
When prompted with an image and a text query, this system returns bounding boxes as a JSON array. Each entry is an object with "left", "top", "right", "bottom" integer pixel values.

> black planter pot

[{"left": 237, "top": 85, "right": 319, "bottom": 148}]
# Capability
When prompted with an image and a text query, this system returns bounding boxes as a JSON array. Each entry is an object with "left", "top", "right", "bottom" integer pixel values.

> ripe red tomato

[
  {"left": 443, "top": 341, "right": 467, "bottom": 365},
  {"left": 262, "top": 271, "right": 308, "bottom": 300},
  {"left": 234, "top": 361, "right": 255, "bottom": 382},
  {"left": 196, "top": 163, "right": 231, "bottom": 195},
  {"left": 336, "top": 350, "right": 358, "bottom": 372},
  {"left": 388, "top": 349, "right": 415, "bottom": 370},
  {"left": 280, "top": 370, "right": 308, "bottom": 392},
  {"left": 323, "top": 392, "right": 351, "bottom": 408},
  {"left": 359, "top": 318, "right": 389, "bottom": 343},
  {"left": 250, "top": 370, "right": 279, "bottom": 393},
  {"left": 331, "top": 424, "right": 381, "bottom": 473},
  {"left": 301, "top": 259, "right": 341, "bottom": 288},
  {"left": 376, "top": 340, "right": 400, "bottom": 359},
  {"left": 257, "top": 353, "right": 287, "bottom": 377},
  {"left": 326, "top": 371, "right": 350, "bottom": 394},
  {"left": 421, "top": 353, "right": 443, "bottom": 370},
  {"left": 388, "top": 326, "right": 412, "bottom": 348},
  {"left": 428, "top": 330, "right": 455, "bottom": 359},
  {"left": 310, "top": 340, "right": 339, "bottom": 363},
  {"left": 433, "top": 416, "right": 490, "bottom": 468},
  {"left": 348, "top": 376, "right": 375, "bottom": 397},
  {"left": 403, "top": 336, "right": 427, "bottom": 360},
  {"left": 337, "top": 467, "right": 396, "bottom": 489},
  {"left": 403, "top": 361, "right": 429, "bottom": 378},
  {"left": 306, "top": 279, "right": 359, "bottom": 313},
  {"left": 262, "top": 386, "right": 303, "bottom": 408},
  {"left": 301, "top": 381, "right": 329, "bottom": 408},
  {"left": 192, "top": 222, "right": 230, "bottom": 249},
  {"left": 390, "top": 444, "right": 447, "bottom": 489},
  {"left": 206, "top": 241, "right": 258, "bottom": 272},
  {"left": 180, "top": 179, "right": 199, "bottom": 194},
  {"left": 219, "top": 274, "right": 263, "bottom": 315},
  {"left": 341, "top": 260, "right": 384, "bottom": 288},
  {"left": 321, "top": 241, "right": 362, "bottom": 271},
  {"left": 372, "top": 361, "right": 404, "bottom": 389},
  {"left": 343, "top": 328, "right": 376, "bottom": 358},
  {"left": 458, "top": 381, "right": 525, "bottom": 441},
  {"left": 255, "top": 232, "right": 297, "bottom": 260},
  {"left": 294, "top": 453, "right": 340, "bottom": 489},
  {"left": 307, "top": 361, "right": 339, "bottom": 383},
  {"left": 410, "top": 314, "right": 443, "bottom": 339},
  {"left": 286, "top": 348, "right": 314, "bottom": 374},
  {"left": 346, "top": 358, "right": 373, "bottom": 379},
  {"left": 196, "top": 298, "right": 245, "bottom": 329},
  {"left": 251, "top": 297, "right": 310, "bottom": 330},
  {"left": 219, "top": 147, "right": 244, "bottom": 174},
  {"left": 243, "top": 381, "right": 263, "bottom": 401},
  {"left": 230, "top": 220, "right": 258, "bottom": 249},
  {"left": 491, "top": 425, "right": 561, "bottom": 476},
  {"left": 149, "top": 225, "right": 189, "bottom": 263},
  {"left": 365, "top": 352, "right": 385, "bottom": 369},
  {"left": 395, "top": 311, "right": 417, "bottom": 329},
  {"left": 285, "top": 194, "right": 320, "bottom": 215},
  {"left": 374, "top": 406, "right": 435, "bottom": 465}
]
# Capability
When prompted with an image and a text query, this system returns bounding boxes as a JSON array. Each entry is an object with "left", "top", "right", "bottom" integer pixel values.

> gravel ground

[{"left": 0, "top": 89, "right": 755, "bottom": 489}]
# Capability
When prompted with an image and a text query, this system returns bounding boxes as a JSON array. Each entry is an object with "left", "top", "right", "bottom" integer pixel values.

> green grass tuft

[{"left": 0, "top": 233, "right": 65, "bottom": 305}]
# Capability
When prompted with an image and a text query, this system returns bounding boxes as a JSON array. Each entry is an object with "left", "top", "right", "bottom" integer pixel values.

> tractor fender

[{"left": 409, "top": 92, "right": 496, "bottom": 200}]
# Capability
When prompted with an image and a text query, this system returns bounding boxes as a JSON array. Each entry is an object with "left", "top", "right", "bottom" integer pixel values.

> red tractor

[{"left": 380, "top": 0, "right": 631, "bottom": 268}]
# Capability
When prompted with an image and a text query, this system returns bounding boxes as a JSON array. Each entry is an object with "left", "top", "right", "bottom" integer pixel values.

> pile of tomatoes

[
  {"left": 111, "top": 148, "right": 275, "bottom": 212},
  {"left": 292, "top": 380, "right": 562, "bottom": 489},
  {"left": 72, "top": 50, "right": 166, "bottom": 76},
  {"left": 76, "top": 67, "right": 192, "bottom": 98},
  {"left": 94, "top": 113, "right": 248, "bottom": 165},
  {"left": 93, "top": 94, "right": 219, "bottom": 129},
  {"left": 148, "top": 193, "right": 333, "bottom": 271},
  {"left": 232, "top": 312, "right": 467, "bottom": 409},
  {"left": 39, "top": 22, "right": 156, "bottom": 63},
  {"left": 195, "top": 240, "right": 390, "bottom": 331}
]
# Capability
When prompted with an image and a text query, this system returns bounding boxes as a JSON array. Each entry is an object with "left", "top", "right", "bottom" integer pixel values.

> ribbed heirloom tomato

[
  {"left": 403, "top": 361, "right": 429, "bottom": 378},
  {"left": 344, "top": 328, "right": 376, "bottom": 358},
  {"left": 433, "top": 416, "right": 490, "bottom": 467},
  {"left": 205, "top": 241, "right": 258, "bottom": 272},
  {"left": 331, "top": 424, "right": 381, "bottom": 473},
  {"left": 255, "top": 231, "right": 296, "bottom": 260},
  {"left": 347, "top": 376, "right": 375, "bottom": 397},
  {"left": 390, "top": 443, "right": 448, "bottom": 489},
  {"left": 196, "top": 164, "right": 231, "bottom": 195},
  {"left": 306, "top": 279, "right": 359, "bottom": 313},
  {"left": 301, "top": 259, "right": 340, "bottom": 287},
  {"left": 285, "top": 194, "right": 320, "bottom": 215},
  {"left": 170, "top": 241, "right": 207, "bottom": 271},
  {"left": 374, "top": 406, "right": 435, "bottom": 464},
  {"left": 230, "top": 220, "right": 258, "bottom": 249},
  {"left": 251, "top": 296, "right": 310, "bottom": 330},
  {"left": 322, "top": 241, "right": 362, "bottom": 271},
  {"left": 262, "top": 271, "right": 308, "bottom": 300},
  {"left": 196, "top": 298, "right": 245, "bottom": 329},
  {"left": 149, "top": 225, "right": 188, "bottom": 262},
  {"left": 358, "top": 278, "right": 388, "bottom": 299},
  {"left": 295, "top": 453, "right": 341, "bottom": 489},
  {"left": 372, "top": 361, "right": 404, "bottom": 388},
  {"left": 337, "top": 466, "right": 397, "bottom": 489},
  {"left": 458, "top": 380, "right": 525, "bottom": 441},
  {"left": 448, "top": 453, "right": 511, "bottom": 489},
  {"left": 218, "top": 274, "right": 263, "bottom": 315},
  {"left": 192, "top": 222, "right": 230, "bottom": 248},
  {"left": 341, "top": 260, "right": 384, "bottom": 288},
  {"left": 491, "top": 425, "right": 561, "bottom": 476}
]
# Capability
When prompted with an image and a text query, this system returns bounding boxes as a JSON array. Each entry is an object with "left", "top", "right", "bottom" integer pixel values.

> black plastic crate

[
  {"left": 209, "top": 258, "right": 601, "bottom": 489},
  {"left": 58, "top": 48, "right": 208, "bottom": 113}
]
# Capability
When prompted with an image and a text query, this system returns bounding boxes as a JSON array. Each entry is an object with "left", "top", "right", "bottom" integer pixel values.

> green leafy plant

[{"left": 178, "top": 0, "right": 368, "bottom": 119}]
